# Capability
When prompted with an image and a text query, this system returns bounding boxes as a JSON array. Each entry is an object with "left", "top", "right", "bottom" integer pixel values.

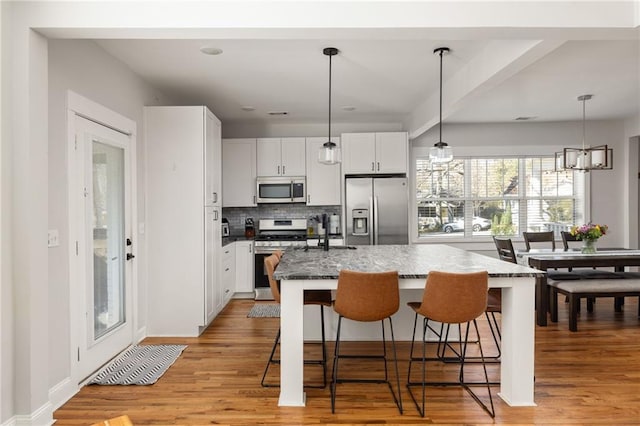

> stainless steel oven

[
  {"left": 256, "top": 176, "right": 306, "bottom": 204},
  {"left": 254, "top": 218, "right": 308, "bottom": 300}
]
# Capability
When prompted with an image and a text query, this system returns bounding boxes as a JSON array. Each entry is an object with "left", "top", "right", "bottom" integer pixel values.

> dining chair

[
  {"left": 260, "top": 251, "right": 333, "bottom": 388},
  {"left": 523, "top": 231, "right": 555, "bottom": 251},
  {"left": 492, "top": 236, "right": 517, "bottom": 263},
  {"left": 406, "top": 270, "right": 494, "bottom": 418},
  {"left": 331, "top": 269, "right": 403, "bottom": 414}
]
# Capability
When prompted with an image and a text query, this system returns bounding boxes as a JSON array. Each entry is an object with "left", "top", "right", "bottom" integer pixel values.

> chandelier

[{"left": 555, "top": 95, "right": 612, "bottom": 172}]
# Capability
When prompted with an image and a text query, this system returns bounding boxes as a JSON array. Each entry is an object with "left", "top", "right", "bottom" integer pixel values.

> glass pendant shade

[
  {"left": 430, "top": 47, "right": 453, "bottom": 164},
  {"left": 318, "top": 141, "right": 341, "bottom": 164},
  {"left": 429, "top": 142, "right": 453, "bottom": 163},
  {"left": 318, "top": 47, "right": 341, "bottom": 165}
]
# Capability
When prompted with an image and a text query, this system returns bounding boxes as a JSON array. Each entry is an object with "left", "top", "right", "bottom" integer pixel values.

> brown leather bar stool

[
  {"left": 330, "top": 269, "right": 403, "bottom": 414},
  {"left": 260, "top": 251, "right": 332, "bottom": 388},
  {"left": 406, "top": 270, "right": 494, "bottom": 418}
]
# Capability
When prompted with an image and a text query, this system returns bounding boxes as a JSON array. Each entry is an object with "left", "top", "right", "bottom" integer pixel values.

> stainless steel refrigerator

[{"left": 345, "top": 177, "right": 408, "bottom": 245}]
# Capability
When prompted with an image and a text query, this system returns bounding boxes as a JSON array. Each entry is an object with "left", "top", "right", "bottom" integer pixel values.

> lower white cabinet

[
  {"left": 234, "top": 241, "right": 255, "bottom": 294},
  {"left": 222, "top": 244, "right": 236, "bottom": 306}
]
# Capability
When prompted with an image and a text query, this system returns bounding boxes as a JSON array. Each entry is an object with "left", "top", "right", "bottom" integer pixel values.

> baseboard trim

[
  {"left": 49, "top": 376, "right": 79, "bottom": 411},
  {"left": 4, "top": 400, "right": 54, "bottom": 426}
]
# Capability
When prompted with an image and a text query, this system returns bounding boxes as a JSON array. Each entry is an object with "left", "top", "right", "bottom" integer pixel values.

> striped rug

[
  {"left": 247, "top": 303, "right": 280, "bottom": 318},
  {"left": 89, "top": 344, "right": 187, "bottom": 385}
]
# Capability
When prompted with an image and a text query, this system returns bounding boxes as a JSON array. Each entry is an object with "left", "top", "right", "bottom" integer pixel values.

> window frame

[{"left": 411, "top": 148, "right": 589, "bottom": 243}]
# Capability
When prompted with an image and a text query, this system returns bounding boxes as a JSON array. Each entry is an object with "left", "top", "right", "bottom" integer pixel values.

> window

[{"left": 416, "top": 156, "right": 584, "bottom": 238}]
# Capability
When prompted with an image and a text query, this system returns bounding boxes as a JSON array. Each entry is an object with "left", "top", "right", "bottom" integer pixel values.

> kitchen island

[{"left": 274, "top": 244, "right": 543, "bottom": 408}]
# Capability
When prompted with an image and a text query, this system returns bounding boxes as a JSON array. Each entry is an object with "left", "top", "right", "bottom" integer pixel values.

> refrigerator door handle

[
  {"left": 369, "top": 196, "right": 375, "bottom": 245},
  {"left": 372, "top": 196, "right": 379, "bottom": 245}
]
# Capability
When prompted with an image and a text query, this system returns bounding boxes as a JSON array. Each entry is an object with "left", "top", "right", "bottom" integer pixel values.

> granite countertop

[
  {"left": 222, "top": 235, "right": 253, "bottom": 246},
  {"left": 274, "top": 244, "right": 544, "bottom": 280}
]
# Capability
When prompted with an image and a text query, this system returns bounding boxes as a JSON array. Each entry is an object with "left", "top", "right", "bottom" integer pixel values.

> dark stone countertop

[{"left": 274, "top": 244, "right": 544, "bottom": 280}]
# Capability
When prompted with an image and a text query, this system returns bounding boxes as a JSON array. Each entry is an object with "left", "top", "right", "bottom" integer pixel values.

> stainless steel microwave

[{"left": 256, "top": 176, "right": 306, "bottom": 203}]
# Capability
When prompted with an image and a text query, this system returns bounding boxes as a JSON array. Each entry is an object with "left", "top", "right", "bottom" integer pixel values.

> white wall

[
  {"left": 47, "top": 39, "right": 173, "bottom": 404},
  {"left": 411, "top": 120, "right": 631, "bottom": 251},
  {"left": 0, "top": 2, "right": 8, "bottom": 422}
]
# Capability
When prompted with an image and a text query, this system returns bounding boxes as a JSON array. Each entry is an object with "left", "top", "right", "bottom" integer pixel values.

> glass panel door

[
  {"left": 74, "top": 115, "right": 133, "bottom": 381},
  {"left": 92, "top": 141, "right": 125, "bottom": 339}
]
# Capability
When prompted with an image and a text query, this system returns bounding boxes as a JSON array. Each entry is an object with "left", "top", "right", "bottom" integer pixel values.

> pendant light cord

[
  {"left": 582, "top": 96, "right": 586, "bottom": 151},
  {"left": 438, "top": 48, "right": 443, "bottom": 144},
  {"left": 328, "top": 52, "right": 332, "bottom": 144}
]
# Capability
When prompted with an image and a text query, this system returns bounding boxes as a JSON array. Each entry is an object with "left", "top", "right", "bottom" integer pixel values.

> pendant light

[
  {"left": 555, "top": 94, "right": 612, "bottom": 172},
  {"left": 429, "top": 47, "right": 453, "bottom": 164},
  {"left": 318, "top": 47, "right": 341, "bottom": 165}
]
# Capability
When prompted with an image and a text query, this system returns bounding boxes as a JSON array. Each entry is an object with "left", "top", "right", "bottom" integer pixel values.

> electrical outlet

[{"left": 47, "top": 229, "right": 60, "bottom": 247}]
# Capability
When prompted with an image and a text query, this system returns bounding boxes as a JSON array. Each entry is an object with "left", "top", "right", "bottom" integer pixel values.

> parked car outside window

[{"left": 443, "top": 217, "right": 492, "bottom": 233}]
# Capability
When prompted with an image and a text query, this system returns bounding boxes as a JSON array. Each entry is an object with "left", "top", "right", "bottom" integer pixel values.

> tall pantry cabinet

[{"left": 145, "top": 106, "right": 222, "bottom": 336}]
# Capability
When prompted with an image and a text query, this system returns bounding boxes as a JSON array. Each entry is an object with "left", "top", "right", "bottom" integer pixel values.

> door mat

[
  {"left": 247, "top": 304, "right": 280, "bottom": 318},
  {"left": 89, "top": 344, "right": 187, "bottom": 385}
]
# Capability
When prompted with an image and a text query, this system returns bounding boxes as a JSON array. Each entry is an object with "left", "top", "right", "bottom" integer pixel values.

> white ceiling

[{"left": 90, "top": 15, "right": 640, "bottom": 138}]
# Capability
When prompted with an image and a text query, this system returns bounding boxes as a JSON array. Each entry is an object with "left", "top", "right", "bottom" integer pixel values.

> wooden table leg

[{"left": 536, "top": 275, "right": 548, "bottom": 326}]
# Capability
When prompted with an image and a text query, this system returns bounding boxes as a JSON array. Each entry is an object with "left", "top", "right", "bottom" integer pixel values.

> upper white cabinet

[
  {"left": 145, "top": 106, "right": 222, "bottom": 337},
  {"left": 206, "top": 110, "right": 222, "bottom": 207},
  {"left": 342, "top": 132, "right": 408, "bottom": 174},
  {"left": 222, "top": 138, "right": 257, "bottom": 207},
  {"left": 257, "top": 137, "right": 306, "bottom": 177},
  {"left": 305, "top": 137, "right": 341, "bottom": 206}
]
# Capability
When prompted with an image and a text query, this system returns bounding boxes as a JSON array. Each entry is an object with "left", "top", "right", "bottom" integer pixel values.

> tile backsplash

[{"left": 222, "top": 205, "right": 340, "bottom": 235}]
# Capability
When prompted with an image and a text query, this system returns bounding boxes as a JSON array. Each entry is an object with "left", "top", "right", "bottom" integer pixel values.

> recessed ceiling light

[
  {"left": 268, "top": 111, "right": 288, "bottom": 116},
  {"left": 341, "top": 106, "right": 356, "bottom": 111},
  {"left": 241, "top": 106, "right": 255, "bottom": 112},
  {"left": 200, "top": 46, "right": 223, "bottom": 56},
  {"left": 515, "top": 116, "right": 537, "bottom": 121}
]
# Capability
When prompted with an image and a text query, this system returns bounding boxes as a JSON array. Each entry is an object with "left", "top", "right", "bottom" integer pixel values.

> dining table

[
  {"left": 517, "top": 248, "right": 640, "bottom": 326},
  {"left": 274, "top": 244, "right": 543, "bottom": 408}
]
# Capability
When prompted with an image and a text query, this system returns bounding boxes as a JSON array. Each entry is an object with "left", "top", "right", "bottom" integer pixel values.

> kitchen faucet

[{"left": 322, "top": 213, "right": 329, "bottom": 251}]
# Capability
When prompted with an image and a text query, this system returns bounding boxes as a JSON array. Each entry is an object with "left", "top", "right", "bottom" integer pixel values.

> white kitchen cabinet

[
  {"left": 145, "top": 106, "right": 222, "bottom": 337},
  {"left": 257, "top": 137, "right": 306, "bottom": 177},
  {"left": 221, "top": 244, "right": 235, "bottom": 306},
  {"left": 234, "top": 241, "right": 255, "bottom": 295},
  {"left": 305, "top": 137, "right": 341, "bottom": 206},
  {"left": 342, "top": 132, "right": 408, "bottom": 174},
  {"left": 222, "top": 138, "right": 257, "bottom": 207}
]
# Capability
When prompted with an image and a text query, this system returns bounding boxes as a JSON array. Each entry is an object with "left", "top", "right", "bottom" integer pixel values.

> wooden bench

[{"left": 548, "top": 274, "right": 640, "bottom": 331}]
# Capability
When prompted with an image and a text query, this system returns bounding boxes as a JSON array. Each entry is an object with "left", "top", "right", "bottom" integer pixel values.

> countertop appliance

[
  {"left": 345, "top": 176, "right": 408, "bottom": 245},
  {"left": 253, "top": 218, "right": 308, "bottom": 300},
  {"left": 256, "top": 176, "right": 306, "bottom": 204},
  {"left": 329, "top": 213, "right": 340, "bottom": 235}
]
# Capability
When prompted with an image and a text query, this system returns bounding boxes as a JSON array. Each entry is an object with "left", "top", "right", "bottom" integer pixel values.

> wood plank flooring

[{"left": 54, "top": 297, "right": 640, "bottom": 425}]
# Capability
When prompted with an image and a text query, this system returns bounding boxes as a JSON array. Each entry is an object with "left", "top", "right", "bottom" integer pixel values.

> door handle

[
  {"left": 377, "top": 162, "right": 380, "bottom": 171},
  {"left": 282, "top": 165, "right": 286, "bottom": 175},
  {"left": 213, "top": 192, "right": 218, "bottom": 203},
  {"left": 277, "top": 165, "right": 280, "bottom": 175},
  {"left": 371, "top": 162, "right": 375, "bottom": 172}
]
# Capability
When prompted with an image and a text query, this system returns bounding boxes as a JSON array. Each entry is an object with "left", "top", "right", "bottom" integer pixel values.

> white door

[{"left": 74, "top": 115, "right": 134, "bottom": 380}]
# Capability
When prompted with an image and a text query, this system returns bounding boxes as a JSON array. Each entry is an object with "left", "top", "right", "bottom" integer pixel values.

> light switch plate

[{"left": 47, "top": 229, "right": 60, "bottom": 247}]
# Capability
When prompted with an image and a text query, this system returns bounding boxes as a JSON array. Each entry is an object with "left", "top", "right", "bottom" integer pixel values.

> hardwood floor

[{"left": 55, "top": 297, "right": 640, "bottom": 425}]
